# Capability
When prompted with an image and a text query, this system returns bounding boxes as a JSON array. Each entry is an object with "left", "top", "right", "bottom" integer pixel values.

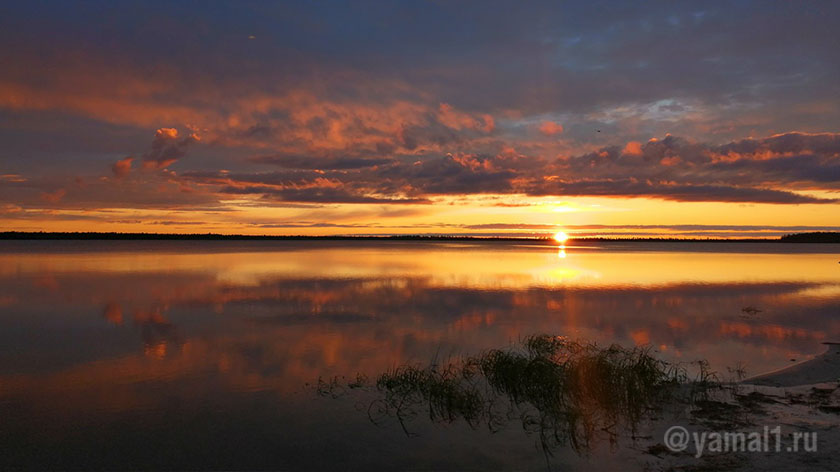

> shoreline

[{"left": 2, "top": 231, "right": 839, "bottom": 243}]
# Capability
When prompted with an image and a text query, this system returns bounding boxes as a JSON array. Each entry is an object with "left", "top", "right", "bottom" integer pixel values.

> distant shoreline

[{"left": 1, "top": 231, "right": 839, "bottom": 243}]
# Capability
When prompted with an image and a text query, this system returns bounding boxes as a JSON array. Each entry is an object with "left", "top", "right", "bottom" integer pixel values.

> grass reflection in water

[{"left": 319, "top": 335, "right": 691, "bottom": 463}]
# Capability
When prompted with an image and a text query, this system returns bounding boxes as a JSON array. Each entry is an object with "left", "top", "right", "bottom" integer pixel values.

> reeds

[{"left": 325, "top": 335, "right": 690, "bottom": 459}]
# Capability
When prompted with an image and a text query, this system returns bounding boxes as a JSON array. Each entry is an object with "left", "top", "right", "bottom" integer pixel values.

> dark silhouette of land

[
  {"left": 779, "top": 232, "right": 840, "bottom": 243},
  {"left": 1, "top": 231, "right": 839, "bottom": 243}
]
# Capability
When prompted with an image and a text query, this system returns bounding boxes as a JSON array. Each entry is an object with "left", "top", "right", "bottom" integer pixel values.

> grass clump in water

[{"left": 324, "top": 335, "right": 688, "bottom": 459}]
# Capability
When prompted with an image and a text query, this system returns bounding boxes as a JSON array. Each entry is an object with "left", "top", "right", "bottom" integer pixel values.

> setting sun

[{"left": 554, "top": 231, "right": 569, "bottom": 244}]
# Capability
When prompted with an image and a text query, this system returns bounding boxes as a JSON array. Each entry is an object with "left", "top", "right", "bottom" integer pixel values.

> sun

[{"left": 553, "top": 231, "right": 569, "bottom": 244}]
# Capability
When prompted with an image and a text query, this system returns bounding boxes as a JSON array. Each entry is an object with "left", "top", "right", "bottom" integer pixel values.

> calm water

[{"left": 1, "top": 240, "right": 839, "bottom": 470}]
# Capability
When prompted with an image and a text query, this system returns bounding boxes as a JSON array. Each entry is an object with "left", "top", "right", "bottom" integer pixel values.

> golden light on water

[{"left": 554, "top": 231, "right": 569, "bottom": 244}]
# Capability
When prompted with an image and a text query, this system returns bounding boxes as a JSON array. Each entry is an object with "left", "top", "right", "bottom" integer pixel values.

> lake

[{"left": 1, "top": 240, "right": 838, "bottom": 470}]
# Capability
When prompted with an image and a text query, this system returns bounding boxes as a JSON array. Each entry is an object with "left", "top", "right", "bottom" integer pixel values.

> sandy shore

[{"left": 632, "top": 343, "right": 840, "bottom": 471}]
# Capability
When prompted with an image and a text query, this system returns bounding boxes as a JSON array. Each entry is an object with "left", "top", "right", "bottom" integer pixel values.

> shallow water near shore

[{"left": 1, "top": 240, "right": 839, "bottom": 469}]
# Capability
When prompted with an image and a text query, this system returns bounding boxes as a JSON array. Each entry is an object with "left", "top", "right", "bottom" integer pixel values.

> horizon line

[{"left": 2, "top": 231, "right": 839, "bottom": 243}]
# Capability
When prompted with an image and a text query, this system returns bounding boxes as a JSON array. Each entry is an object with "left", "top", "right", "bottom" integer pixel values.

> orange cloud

[
  {"left": 112, "top": 157, "right": 133, "bottom": 178},
  {"left": 0, "top": 174, "right": 27, "bottom": 183},
  {"left": 0, "top": 53, "right": 511, "bottom": 165},
  {"left": 0, "top": 69, "right": 201, "bottom": 129},
  {"left": 481, "top": 114, "right": 495, "bottom": 133},
  {"left": 40, "top": 188, "right": 66, "bottom": 203},
  {"left": 660, "top": 156, "right": 681, "bottom": 166},
  {"left": 437, "top": 102, "right": 494, "bottom": 133},
  {"left": 622, "top": 141, "right": 643, "bottom": 156},
  {"left": 538, "top": 121, "right": 564, "bottom": 136},
  {"left": 156, "top": 128, "right": 179, "bottom": 139}
]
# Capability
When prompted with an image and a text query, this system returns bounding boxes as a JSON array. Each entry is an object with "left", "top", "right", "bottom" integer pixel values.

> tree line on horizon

[{"left": 0, "top": 231, "right": 838, "bottom": 243}]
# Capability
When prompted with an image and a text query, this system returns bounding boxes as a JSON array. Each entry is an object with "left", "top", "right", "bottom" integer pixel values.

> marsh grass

[{"left": 320, "top": 335, "right": 700, "bottom": 462}]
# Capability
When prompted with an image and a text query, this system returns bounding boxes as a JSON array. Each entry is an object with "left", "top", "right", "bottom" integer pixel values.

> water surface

[{"left": 1, "top": 240, "right": 838, "bottom": 469}]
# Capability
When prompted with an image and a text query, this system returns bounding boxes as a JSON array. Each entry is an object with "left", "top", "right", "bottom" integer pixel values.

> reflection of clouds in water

[
  {"left": 1, "top": 246, "right": 839, "bottom": 422},
  {"left": 0, "top": 279, "right": 836, "bottom": 446},
  {"left": 103, "top": 302, "right": 122, "bottom": 325},
  {"left": 52, "top": 271, "right": 840, "bottom": 360},
  {"left": 32, "top": 274, "right": 59, "bottom": 291},
  {"left": 70, "top": 271, "right": 840, "bottom": 379},
  {"left": 102, "top": 302, "right": 184, "bottom": 359},
  {"left": 133, "top": 308, "right": 183, "bottom": 360}
]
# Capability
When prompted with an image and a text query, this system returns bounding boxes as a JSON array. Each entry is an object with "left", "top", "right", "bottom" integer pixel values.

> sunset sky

[{"left": 1, "top": 1, "right": 839, "bottom": 238}]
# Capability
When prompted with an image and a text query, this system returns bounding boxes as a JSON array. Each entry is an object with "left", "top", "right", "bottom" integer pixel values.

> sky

[{"left": 1, "top": 0, "right": 839, "bottom": 238}]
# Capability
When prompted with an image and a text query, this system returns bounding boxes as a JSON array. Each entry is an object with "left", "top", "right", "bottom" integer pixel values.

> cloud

[
  {"left": 141, "top": 128, "right": 200, "bottom": 170},
  {"left": 0, "top": 203, "right": 23, "bottom": 214},
  {"left": 538, "top": 121, "right": 564, "bottom": 136},
  {"left": 622, "top": 141, "right": 643, "bottom": 156},
  {"left": 112, "top": 157, "right": 133, "bottom": 178},
  {"left": 7, "top": 130, "right": 840, "bottom": 211},
  {"left": 181, "top": 169, "right": 430, "bottom": 204},
  {"left": 39, "top": 188, "right": 66, "bottom": 203},
  {"left": 172, "top": 132, "right": 840, "bottom": 205},
  {"left": 203, "top": 91, "right": 501, "bottom": 165},
  {"left": 396, "top": 132, "right": 840, "bottom": 203},
  {"left": 437, "top": 103, "right": 495, "bottom": 133},
  {"left": 0, "top": 174, "right": 27, "bottom": 183},
  {"left": 229, "top": 186, "right": 429, "bottom": 204},
  {"left": 2, "top": 1, "right": 840, "bottom": 162},
  {"left": 249, "top": 155, "right": 393, "bottom": 170},
  {"left": 377, "top": 154, "right": 518, "bottom": 195},
  {"left": 542, "top": 132, "right": 840, "bottom": 203},
  {"left": 2, "top": 168, "right": 224, "bottom": 213}
]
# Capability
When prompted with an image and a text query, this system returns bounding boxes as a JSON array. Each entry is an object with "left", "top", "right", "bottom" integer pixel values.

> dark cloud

[
  {"left": 174, "top": 132, "right": 840, "bottom": 204},
  {"left": 226, "top": 186, "right": 429, "bottom": 205},
  {"left": 718, "top": 133, "right": 840, "bottom": 156},
  {"left": 377, "top": 155, "right": 518, "bottom": 195},
  {"left": 250, "top": 155, "right": 393, "bottom": 170},
  {"left": 141, "top": 128, "right": 200, "bottom": 170},
  {"left": 253, "top": 222, "right": 371, "bottom": 229},
  {"left": 111, "top": 157, "right": 133, "bottom": 178},
  {"left": 39, "top": 188, "right": 66, "bottom": 203},
  {"left": 536, "top": 133, "right": 840, "bottom": 203},
  {"left": 0, "top": 171, "right": 222, "bottom": 211}
]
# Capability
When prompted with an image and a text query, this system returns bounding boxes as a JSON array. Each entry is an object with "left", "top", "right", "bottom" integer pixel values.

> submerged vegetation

[{"left": 318, "top": 335, "right": 702, "bottom": 462}]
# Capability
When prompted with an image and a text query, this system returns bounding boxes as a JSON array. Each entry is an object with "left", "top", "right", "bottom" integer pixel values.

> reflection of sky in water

[{"left": 0, "top": 241, "right": 839, "bottom": 469}]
